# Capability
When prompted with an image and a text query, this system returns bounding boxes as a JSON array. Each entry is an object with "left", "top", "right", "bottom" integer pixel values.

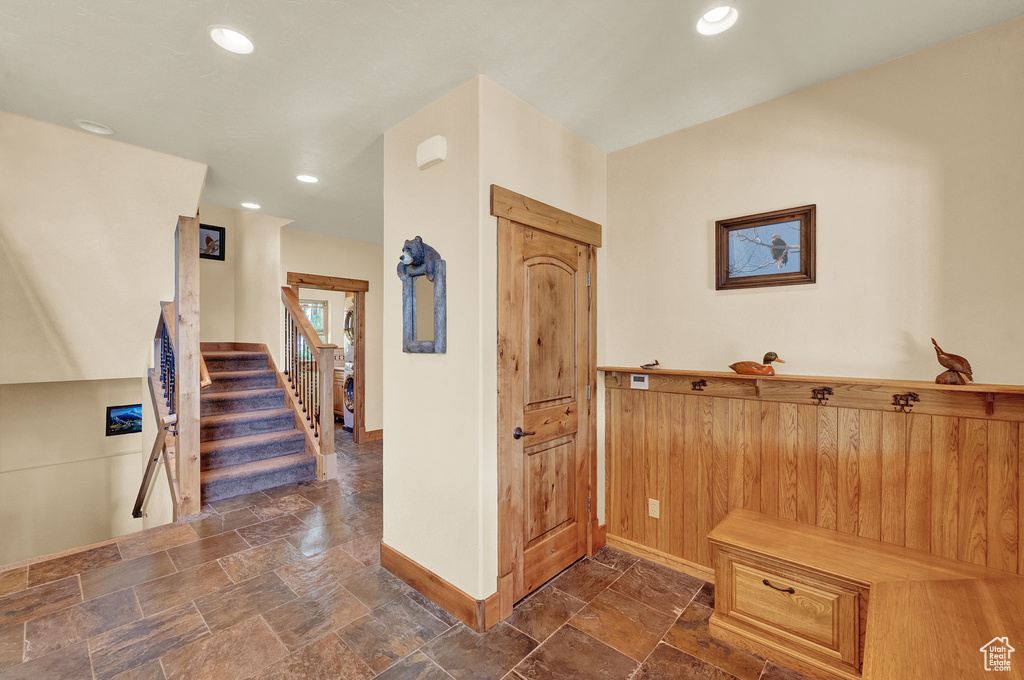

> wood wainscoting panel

[{"left": 603, "top": 371, "right": 1024, "bottom": 578}]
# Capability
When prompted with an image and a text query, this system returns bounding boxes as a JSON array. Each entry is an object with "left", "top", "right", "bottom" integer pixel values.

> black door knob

[{"left": 513, "top": 427, "right": 536, "bottom": 440}]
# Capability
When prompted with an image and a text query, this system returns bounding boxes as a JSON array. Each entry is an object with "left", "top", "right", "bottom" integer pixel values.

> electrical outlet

[{"left": 648, "top": 498, "right": 660, "bottom": 519}]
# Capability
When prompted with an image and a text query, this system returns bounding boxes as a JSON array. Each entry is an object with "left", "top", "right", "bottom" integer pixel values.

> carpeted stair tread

[
  {"left": 200, "top": 388, "right": 285, "bottom": 415},
  {"left": 202, "top": 451, "right": 313, "bottom": 482},
  {"left": 201, "top": 387, "right": 283, "bottom": 402},
  {"left": 200, "top": 408, "right": 295, "bottom": 441},
  {"left": 202, "top": 351, "right": 268, "bottom": 360},
  {"left": 200, "top": 429, "right": 306, "bottom": 470},
  {"left": 198, "top": 342, "right": 315, "bottom": 500},
  {"left": 206, "top": 369, "right": 277, "bottom": 393},
  {"left": 201, "top": 453, "right": 316, "bottom": 501},
  {"left": 201, "top": 407, "right": 294, "bottom": 424},
  {"left": 202, "top": 351, "right": 269, "bottom": 372},
  {"left": 208, "top": 369, "right": 275, "bottom": 377}
]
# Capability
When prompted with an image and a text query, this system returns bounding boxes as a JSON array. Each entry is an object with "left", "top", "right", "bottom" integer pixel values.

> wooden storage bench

[{"left": 708, "top": 509, "right": 1024, "bottom": 680}]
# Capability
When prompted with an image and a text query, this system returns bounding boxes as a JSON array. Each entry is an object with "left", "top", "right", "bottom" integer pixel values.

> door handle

[{"left": 513, "top": 427, "right": 536, "bottom": 440}]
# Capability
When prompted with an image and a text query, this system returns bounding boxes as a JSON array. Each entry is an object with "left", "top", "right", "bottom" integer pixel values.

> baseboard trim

[
  {"left": 381, "top": 542, "right": 499, "bottom": 632},
  {"left": 364, "top": 428, "right": 384, "bottom": 442},
  {"left": 605, "top": 534, "right": 715, "bottom": 583}
]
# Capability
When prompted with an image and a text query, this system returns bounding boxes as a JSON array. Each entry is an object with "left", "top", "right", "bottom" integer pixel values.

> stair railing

[
  {"left": 281, "top": 286, "right": 337, "bottom": 480},
  {"left": 134, "top": 302, "right": 181, "bottom": 519}
]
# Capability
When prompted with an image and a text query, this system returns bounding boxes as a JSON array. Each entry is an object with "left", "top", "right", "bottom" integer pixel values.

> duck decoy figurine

[
  {"left": 729, "top": 352, "right": 785, "bottom": 376},
  {"left": 640, "top": 360, "right": 661, "bottom": 370},
  {"left": 931, "top": 338, "right": 973, "bottom": 384}
]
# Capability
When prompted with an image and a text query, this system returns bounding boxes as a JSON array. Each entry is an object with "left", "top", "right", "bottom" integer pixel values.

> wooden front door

[{"left": 497, "top": 209, "right": 596, "bottom": 608}]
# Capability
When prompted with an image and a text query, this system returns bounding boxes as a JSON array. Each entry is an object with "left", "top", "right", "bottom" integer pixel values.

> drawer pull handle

[{"left": 762, "top": 579, "right": 795, "bottom": 594}]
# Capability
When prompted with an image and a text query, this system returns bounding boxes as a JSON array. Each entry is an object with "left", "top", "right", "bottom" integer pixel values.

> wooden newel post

[
  {"left": 175, "top": 215, "right": 201, "bottom": 517},
  {"left": 317, "top": 346, "right": 337, "bottom": 480}
]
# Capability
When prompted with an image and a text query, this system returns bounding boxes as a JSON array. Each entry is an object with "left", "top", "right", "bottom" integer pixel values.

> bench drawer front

[{"left": 719, "top": 550, "right": 860, "bottom": 667}]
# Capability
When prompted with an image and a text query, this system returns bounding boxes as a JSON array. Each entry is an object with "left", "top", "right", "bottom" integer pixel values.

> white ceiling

[{"left": 2, "top": 1, "right": 1022, "bottom": 244}]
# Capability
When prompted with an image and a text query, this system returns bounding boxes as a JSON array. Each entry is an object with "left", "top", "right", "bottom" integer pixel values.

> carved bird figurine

[
  {"left": 640, "top": 360, "right": 661, "bottom": 370},
  {"left": 729, "top": 352, "right": 785, "bottom": 376},
  {"left": 931, "top": 338, "right": 973, "bottom": 383}
]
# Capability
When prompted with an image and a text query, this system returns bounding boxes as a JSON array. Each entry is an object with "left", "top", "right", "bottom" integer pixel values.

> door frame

[
  {"left": 492, "top": 185, "right": 602, "bottom": 620},
  {"left": 286, "top": 272, "right": 381, "bottom": 444}
]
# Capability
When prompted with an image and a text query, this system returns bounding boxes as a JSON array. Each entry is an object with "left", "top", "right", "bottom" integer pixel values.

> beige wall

[
  {"left": 281, "top": 228, "right": 384, "bottom": 433},
  {"left": 197, "top": 204, "right": 293, "bottom": 359},
  {"left": 383, "top": 76, "right": 607, "bottom": 599},
  {"left": 384, "top": 78, "right": 485, "bottom": 597},
  {"left": 0, "top": 112, "right": 206, "bottom": 565},
  {"left": 0, "top": 111, "right": 207, "bottom": 384},
  {"left": 606, "top": 18, "right": 1024, "bottom": 384},
  {"left": 198, "top": 224, "right": 236, "bottom": 343},
  {"left": 0, "top": 379, "right": 153, "bottom": 564}
]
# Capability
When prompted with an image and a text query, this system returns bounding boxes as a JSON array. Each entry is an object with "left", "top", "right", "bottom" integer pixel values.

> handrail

[
  {"left": 157, "top": 302, "right": 210, "bottom": 389},
  {"left": 281, "top": 287, "right": 336, "bottom": 356},
  {"left": 160, "top": 301, "right": 176, "bottom": 348},
  {"left": 199, "top": 355, "right": 212, "bottom": 390},
  {"left": 280, "top": 286, "right": 337, "bottom": 480}
]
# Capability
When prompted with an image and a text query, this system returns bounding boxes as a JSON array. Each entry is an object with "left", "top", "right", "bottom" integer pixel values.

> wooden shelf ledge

[{"left": 598, "top": 366, "right": 1024, "bottom": 421}]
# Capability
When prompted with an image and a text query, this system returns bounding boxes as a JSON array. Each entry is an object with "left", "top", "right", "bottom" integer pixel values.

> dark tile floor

[{"left": 0, "top": 432, "right": 812, "bottom": 680}]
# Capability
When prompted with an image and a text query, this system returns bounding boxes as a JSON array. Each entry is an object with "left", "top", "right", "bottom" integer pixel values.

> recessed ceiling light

[
  {"left": 241, "top": 202, "right": 261, "bottom": 209},
  {"left": 209, "top": 26, "right": 254, "bottom": 54},
  {"left": 697, "top": 6, "right": 739, "bottom": 35},
  {"left": 296, "top": 175, "right": 319, "bottom": 183},
  {"left": 74, "top": 119, "right": 114, "bottom": 135}
]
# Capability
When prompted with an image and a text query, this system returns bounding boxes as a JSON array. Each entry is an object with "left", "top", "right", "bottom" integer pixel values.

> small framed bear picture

[{"left": 396, "top": 236, "right": 447, "bottom": 353}]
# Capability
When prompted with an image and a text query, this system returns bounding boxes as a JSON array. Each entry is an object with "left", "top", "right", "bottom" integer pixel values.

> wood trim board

[
  {"left": 287, "top": 271, "right": 370, "bottom": 293},
  {"left": 174, "top": 215, "right": 201, "bottom": 517},
  {"left": 381, "top": 542, "right": 500, "bottom": 632},
  {"left": 353, "top": 290, "right": 369, "bottom": 444},
  {"left": 606, "top": 534, "right": 715, "bottom": 583},
  {"left": 490, "top": 185, "right": 602, "bottom": 247}
]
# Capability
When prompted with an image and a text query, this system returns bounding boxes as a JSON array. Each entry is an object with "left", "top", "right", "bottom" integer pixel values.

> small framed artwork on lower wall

[
  {"left": 715, "top": 204, "right": 816, "bottom": 290},
  {"left": 106, "top": 404, "right": 142, "bottom": 436}
]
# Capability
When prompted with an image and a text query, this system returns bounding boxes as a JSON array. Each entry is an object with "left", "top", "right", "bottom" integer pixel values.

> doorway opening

[{"left": 286, "top": 272, "right": 378, "bottom": 445}]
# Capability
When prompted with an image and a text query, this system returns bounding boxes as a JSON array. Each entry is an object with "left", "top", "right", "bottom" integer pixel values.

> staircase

[{"left": 200, "top": 345, "right": 316, "bottom": 502}]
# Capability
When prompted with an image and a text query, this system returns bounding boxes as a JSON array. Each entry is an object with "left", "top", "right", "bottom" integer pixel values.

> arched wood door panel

[{"left": 499, "top": 224, "right": 591, "bottom": 603}]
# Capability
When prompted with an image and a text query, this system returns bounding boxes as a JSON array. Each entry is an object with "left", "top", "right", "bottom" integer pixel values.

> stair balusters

[
  {"left": 160, "top": 322, "right": 176, "bottom": 415},
  {"left": 280, "top": 286, "right": 337, "bottom": 481},
  {"left": 283, "top": 304, "right": 322, "bottom": 441}
]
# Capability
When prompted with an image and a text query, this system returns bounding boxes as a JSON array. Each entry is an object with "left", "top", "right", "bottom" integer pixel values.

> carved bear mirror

[{"left": 397, "top": 236, "right": 446, "bottom": 353}]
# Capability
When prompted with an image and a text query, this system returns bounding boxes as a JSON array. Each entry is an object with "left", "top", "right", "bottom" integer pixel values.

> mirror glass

[{"left": 415, "top": 275, "right": 434, "bottom": 342}]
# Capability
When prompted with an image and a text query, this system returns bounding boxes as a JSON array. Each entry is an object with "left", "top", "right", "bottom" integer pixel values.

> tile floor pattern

[{"left": 0, "top": 431, "right": 813, "bottom": 680}]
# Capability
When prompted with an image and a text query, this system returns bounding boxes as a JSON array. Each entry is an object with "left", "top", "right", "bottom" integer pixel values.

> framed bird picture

[
  {"left": 715, "top": 204, "right": 816, "bottom": 290},
  {"left": 199, "top": 224, "right": 226, "bottom": 261}
]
